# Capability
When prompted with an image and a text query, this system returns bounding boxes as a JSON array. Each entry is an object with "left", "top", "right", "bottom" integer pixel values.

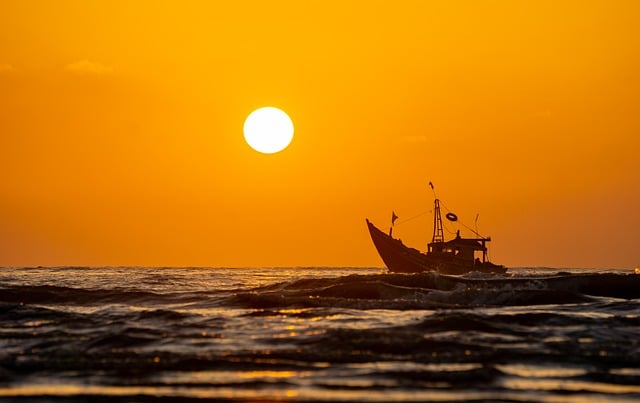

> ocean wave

[
  {"left": 2, "top": 267, "right": 639, "bottom": 402},
  {"left": 0, "top": 284, "right": 204, "bottom": 306},
  {"left": 229, "top": 272, "right": 639, "bottom": 310},
  {"left": 2, "top": 272, "right": 637, "bottom": 311}
]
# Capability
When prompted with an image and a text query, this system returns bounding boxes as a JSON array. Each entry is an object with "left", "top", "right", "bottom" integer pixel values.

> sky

[{"left": 1, "top": 1, "right": 639, "bottom": 268}]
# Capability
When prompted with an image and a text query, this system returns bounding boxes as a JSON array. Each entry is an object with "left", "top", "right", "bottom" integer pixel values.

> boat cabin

[{"left": 427, "top": 232, "right": 490, "bottom": 263}]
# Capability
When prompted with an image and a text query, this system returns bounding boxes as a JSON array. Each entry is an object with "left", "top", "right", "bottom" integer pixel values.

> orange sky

[{"left": 1, "top": 1, "right": 639, "bottom": 268}]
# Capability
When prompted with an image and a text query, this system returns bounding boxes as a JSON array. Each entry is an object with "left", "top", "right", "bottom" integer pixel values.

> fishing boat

[{"left": 366, "top": 188, "right": 506, "bottom": 275}]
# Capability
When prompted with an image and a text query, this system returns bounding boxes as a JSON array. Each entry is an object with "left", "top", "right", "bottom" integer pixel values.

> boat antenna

[
  {"left": 428, "top": 181, "right": 437, "bottom": 199},
  {"left": 429, "top": 182, "right": 445, "bottom": 243}
]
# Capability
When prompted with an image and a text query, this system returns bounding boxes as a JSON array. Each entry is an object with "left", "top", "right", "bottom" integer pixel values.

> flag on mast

[{"left": 391, "top": 211, "right": 398, "bottom": 225}]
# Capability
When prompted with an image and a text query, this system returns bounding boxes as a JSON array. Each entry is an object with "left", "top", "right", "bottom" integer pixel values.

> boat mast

[{"left": 432, "top": 198, "right": 445, "bottom": 243}]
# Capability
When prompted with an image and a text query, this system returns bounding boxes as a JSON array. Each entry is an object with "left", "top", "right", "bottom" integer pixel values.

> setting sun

[{"left": 243, "top": 107, "right": 294, "bottom": 154}]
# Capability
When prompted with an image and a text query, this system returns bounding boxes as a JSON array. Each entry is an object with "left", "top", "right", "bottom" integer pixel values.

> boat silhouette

[{"left": 366, "top": 189, "right": 506, "bottom": 275}]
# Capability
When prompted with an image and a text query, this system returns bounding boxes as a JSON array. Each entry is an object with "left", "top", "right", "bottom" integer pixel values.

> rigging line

[
  {"left": 442, "top": 219, "right": 458, "bottom": 235},
  {"left": 395, "top": 210, "right": 429, "bottom": 226},
  {"left": 444, "top": 226, "right": 457, "bottom": 235},
  {"left": 458, "top": 220, "right": 484, "bottom": 238},
  {"left": 439, "top": 200, "right": 485, "bottom": 238}
]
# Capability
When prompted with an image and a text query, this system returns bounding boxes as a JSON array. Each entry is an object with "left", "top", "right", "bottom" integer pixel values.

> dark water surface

[{"left": 1, "top": 267, "right": 639, "bottom": 402}]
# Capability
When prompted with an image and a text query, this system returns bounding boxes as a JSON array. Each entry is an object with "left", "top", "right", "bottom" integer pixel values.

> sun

[{"left": 243, "top": 107, "right": 294, "bottom": 154}]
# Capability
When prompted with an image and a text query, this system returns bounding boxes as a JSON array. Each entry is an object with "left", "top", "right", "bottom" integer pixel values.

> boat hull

[{"left": 366, "top": 219, "right": 506, "bottom": 275}]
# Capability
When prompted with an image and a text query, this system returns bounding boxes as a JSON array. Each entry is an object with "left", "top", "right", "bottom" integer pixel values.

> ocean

[{"left": 1, "top": 266, "right": 639, "bottom": 402}]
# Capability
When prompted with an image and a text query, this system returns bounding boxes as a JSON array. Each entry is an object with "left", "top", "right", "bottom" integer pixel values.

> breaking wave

[{"left": 230, "top": 272, "right": 640, "bottom": 310}]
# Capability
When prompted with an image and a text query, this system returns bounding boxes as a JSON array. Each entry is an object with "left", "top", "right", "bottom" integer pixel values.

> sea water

[{"left": 1, "top": 267, "right": 639, "bottom": 402}]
